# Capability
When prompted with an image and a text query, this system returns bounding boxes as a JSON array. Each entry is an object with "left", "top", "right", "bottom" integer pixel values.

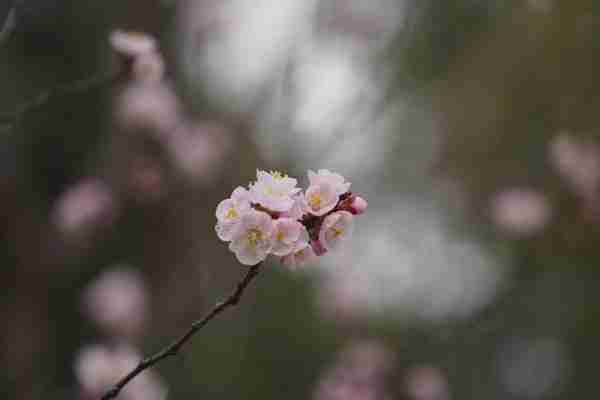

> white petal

[
  {"left": 215, "top": 199, "right": 235, "bottom": 221},
  {"left": 216, "top": 221, "right": 237, "bottom": 241}
]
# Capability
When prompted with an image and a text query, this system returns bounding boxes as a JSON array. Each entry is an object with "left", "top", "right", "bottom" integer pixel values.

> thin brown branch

[
  {"left": 101, "top": 263, "right": 262, "bottom": 400},
  {"left": 0, "top": 66, "right": 121, "bottom": 128}
]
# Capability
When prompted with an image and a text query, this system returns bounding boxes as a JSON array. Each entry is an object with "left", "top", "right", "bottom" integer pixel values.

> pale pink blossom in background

[
  {"left": 115, "top": 83, "right": 181, "bottom": 137},
  {"left": 405, "top": 366, "right": 450, "bottom": 400},
  {"left": 319, "top": 211, "right": 354, "bottom": 251},
  {"left": 318, "top": 275, "right": 372, "bottom": 322},
  {"left": 490, "top": 189, "right": 551, "bottom": 236},
  {"left": 110, "top": 30, "right": 157, "bottom": 59},
  {"left": 81, "top": 268, "right": 148, "bottom": 341},
  {"left": 127, "top": 157, "right": 166, "bottom": 202},
  {"left": 75, "top": 345, "right": 166, "bottom": 400},
  {"left": 168, "top": 122, "right": 230, "bottom": 183},
  {"left": 53, "top": 178, "right": 117, "bottom": 238},
  {"left": 313, "top": 340, "right": 394, "bottom": 400},
  {"left": 549, "top": 133, "right": 600, "bottom": 219},
  {"left": 132, "top": 51, "right": 166, "bottom": 83},
  {"left": 228, "top": 209, "right": 274, "bottom": 265}
]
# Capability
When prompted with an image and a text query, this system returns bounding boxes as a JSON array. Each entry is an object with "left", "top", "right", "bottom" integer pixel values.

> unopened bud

[{"left": 349, "top": 196, "right": 368, "bottom": 215}]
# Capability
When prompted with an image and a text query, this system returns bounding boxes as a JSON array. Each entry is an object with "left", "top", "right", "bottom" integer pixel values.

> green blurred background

[{"left": 1, "top": 0, "right": 599, "bottom": 399}]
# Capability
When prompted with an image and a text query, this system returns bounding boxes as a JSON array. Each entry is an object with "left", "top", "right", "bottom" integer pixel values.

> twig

[
  {"left": 101, "top": 263, "right": 262, "bottom": 400},
  {"left": 0, "top": 66, "right": 121, "bottom": 128}
]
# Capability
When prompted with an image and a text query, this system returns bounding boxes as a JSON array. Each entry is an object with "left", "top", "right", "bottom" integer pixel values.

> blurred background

[{"left": 1, "top": 0, "right": 599, "bottom": 399}]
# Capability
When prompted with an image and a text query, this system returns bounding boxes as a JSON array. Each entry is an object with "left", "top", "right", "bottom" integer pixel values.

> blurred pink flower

[
  {"left": 127, "top": 157, "right": 166, "bottom": 203},
  {"left": 405, "top": 366, "right": 449, "bottom": 400},
  {"left": 53, "top": 178, "right": 117, "bottom": 239},
  {"left": 115, "top": 83, "right": 181, "bottom": 138},
  {"left": 81, "top": 268, "right": 148, "bottom": 341},
  {"left": 132, "top": 51, "right": 166, "bottom": 83},
  {"left": 549, "top": 134, "right": 600, "bottom": 196},
  {"left": 75, "top": 345, "right": 166, "bottom": 400},
  {"left": 313, "top": 340, "right": 394, "bottom": 400},
  {"left": 110, "top": 30, "right": 157, "bottom": 58},
  {"left": 110, "top": 30, "right": 165, "bottom": 83},
  {"left": 318, "top": 275, "right": 371, "bottom": 321},
  {"left": 168, "top": 122, "right": 230, "bottom": 183},
  {"left": 490, "top": 188, "right": 551, "bottom": 236}
]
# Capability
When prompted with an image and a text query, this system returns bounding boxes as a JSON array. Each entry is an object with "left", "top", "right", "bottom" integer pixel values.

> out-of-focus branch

[
  {"left": 0, "top": 66, "right": 121, "bottom": 129},
  {"left": 101, "top": 263, "right": 262, "bottom": 400}
]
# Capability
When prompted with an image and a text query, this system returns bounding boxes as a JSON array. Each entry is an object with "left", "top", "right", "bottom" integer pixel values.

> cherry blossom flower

[
  {"left": 281, "top": 194, "right": 307, "bottom": 219},
  {"left": 305, "top": 182, "right": 339, "bottom": 216},
  {"left": 249, "top": 170, "right": 301, "bottom": 212},
  {"left": 319, "top": 211, "right": 354, "bottom": 251},
  {"left": 215, "top": 168, "right": 365, "bottom": 267},
  {"left": 75, "top": 345, "right": 166, "bottom": 400},
  {"left": 215, "top": 187, "right": 252, "bottom": 241},
  {"left": 271, "top": 218, "right": 304, "bottom": 256},
  {"left": 282, "top": 228, "right": 316, "bottom": 269},
  {"left": 308, "top": 169, "right": 351, "bottom": 196},
  {"left": 229, "top": 209, "right": 274, "bottom": 265}
]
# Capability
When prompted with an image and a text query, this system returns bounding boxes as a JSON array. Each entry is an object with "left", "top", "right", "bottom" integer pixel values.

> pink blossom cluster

[
  {"left": 215, "top": 169, "right": 367, "bottom": 266},
  {"left": 313, "top": 341, "right": 394, "bottom": 400}
]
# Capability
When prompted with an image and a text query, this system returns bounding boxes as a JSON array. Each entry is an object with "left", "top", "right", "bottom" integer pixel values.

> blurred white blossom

[
  {"left": 490, "top": 189, "right": 552, "bottom": 236},
  {"left": 53, "top": 178, "right": 117, "bottom": 239},
  {"left": 75, "top": 345, "right": 166, "bottom": 400},
  {"left": 81, "top": 267, "right": 148, "bottom": 341},
  {"left": 313, "top": 340, "right": 394, "bottom": 400}
]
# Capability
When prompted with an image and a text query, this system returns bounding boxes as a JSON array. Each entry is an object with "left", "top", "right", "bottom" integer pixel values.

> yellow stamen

[
  {"left": 276, "top": 231, "right": 285, "bottom": 242},
  {"left": 225, "top": 208, "right": 238, "bottom": 219},
  {"left": 247, "top": 229, "right": 263, "bottom": 248},
  {"left": 309, "top": 193, "right": 322, "bottom": 209},
  {"left": 270, "top": 170, "right": 288, "bottom": 180},
  {"left": 332, "top": 227, "right": 344, "bottom": 237}
]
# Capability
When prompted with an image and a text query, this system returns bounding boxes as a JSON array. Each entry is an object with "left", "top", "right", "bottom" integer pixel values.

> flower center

[
  {"left": 246, "top": 229, "right": 263, "bottom": 247},
  {"left": 225, "top": 208, "right": 238, "bottom": 219},
  {"left": 270, "top": 170, "right": 288, "bottom": 180},
  {"left": 276, "top": 231, "right": 285, "bottom": 242},
  {"left": 309, "top": 193, "right": 322, "bottom": 209},
  {"left": 332, "top": 227, "right": 344, "bottom": 237}
]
